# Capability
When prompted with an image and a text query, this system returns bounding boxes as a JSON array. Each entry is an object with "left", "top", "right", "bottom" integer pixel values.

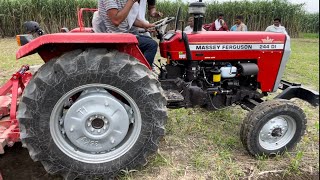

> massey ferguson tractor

[{"left": 0, "top": 1, "right": 319, "bottom": 179}]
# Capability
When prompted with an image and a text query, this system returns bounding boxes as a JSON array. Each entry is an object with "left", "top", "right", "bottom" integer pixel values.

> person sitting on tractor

[
  {"left": 93, "top": 0, "right": 157, "bottom": 69},
  {"left": 208, "top": 13, "right": 228, "bottom": 31},
  {"left": 184, "top": 16, "right": 206, "bottom": 33},
  {"left": 230, "top": 15, "right": 248, "bottom": 31},
  {"left": 265, "top": 18, "right": 288, "bottom": 35},
  {"left": 128, "top": 0, "right": 163, "bottom": 36}
]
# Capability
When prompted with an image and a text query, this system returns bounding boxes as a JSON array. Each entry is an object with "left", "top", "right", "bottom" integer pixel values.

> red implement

[{"left": 0, "top": 65, "right": 32, "bottom": 154}]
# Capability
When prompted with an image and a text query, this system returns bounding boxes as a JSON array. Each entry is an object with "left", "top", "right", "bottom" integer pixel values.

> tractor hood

[{"left": 160, "top": 31, "right": 287, "bottom": 60}]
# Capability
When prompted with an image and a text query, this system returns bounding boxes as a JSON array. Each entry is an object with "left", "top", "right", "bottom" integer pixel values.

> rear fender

[{"left": 16, "top": 33, "right": 151, "bottom": 69}]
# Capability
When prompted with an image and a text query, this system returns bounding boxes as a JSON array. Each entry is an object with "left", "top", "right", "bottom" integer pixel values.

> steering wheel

[
  {"left": 154, "top": 17, "right": 175, "bottom": 29},
  {"left": 153, "top": 17, "right": 175, "bottom": 34}
]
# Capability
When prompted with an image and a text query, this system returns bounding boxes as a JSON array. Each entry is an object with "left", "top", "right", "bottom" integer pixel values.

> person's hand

[
  {"left": 143, "top": 22, "right": 155, "bottom": 29},
  {"left": 149, "top": 8, "right": 163, "bottom": 18},
  {"left": 219, "top": 19, "right": 225, "bottom": 25}
]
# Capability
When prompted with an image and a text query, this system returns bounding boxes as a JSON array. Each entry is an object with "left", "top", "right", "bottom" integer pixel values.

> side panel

[{"left": 16, "top": 33, "right": 151, "bottom": 69}]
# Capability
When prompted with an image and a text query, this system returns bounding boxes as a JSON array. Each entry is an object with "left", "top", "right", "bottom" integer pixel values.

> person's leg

[{"left": 136, "top": 35, "right": 157, "bottom": 66}]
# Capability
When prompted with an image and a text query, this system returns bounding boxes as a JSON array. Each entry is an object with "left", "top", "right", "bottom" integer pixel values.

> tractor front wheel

[
  {"left": 17, "top": 49, "right": 167, "bottom": 179},
  {"left": 240, "top": 99, "right": 307, "bottom": 156}
]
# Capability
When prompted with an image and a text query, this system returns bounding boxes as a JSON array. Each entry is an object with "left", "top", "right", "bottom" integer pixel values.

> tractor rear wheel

[
  {"left": 240, "top": 99, "right": 307, "bottom": 156},
  {"left": 17, "top": 49, "right": 167, "bottom": 179}
]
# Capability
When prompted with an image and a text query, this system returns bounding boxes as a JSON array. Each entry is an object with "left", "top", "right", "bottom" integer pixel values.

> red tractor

[{"left": 0, "top": 2, "right": 319, "bottom": 179}]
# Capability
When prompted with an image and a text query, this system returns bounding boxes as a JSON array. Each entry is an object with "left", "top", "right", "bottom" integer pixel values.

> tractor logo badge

[{"left": 262, "top": 36, "right": 274, "bottom": 43}]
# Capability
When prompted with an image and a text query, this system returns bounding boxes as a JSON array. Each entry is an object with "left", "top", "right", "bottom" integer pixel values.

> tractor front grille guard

[{"left": 0, "top": 65, "right": 32, "bottom": 154}]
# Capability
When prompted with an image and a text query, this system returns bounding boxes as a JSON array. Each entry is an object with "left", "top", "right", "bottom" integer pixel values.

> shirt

[
  {"left": 265, "top": 25, "right": 288, "bottom": 35},
  {"left": 230, "top": 23, "right": 248, "bottom": 31},
  {"left": 128, "top": 2, "right": 140, "bottom": 28},
  {"left": 92, "top": 11, "right": 106, "bottom": 33},
  {"left": 184, "top": 26, "right": 193, "bottom": 33},
  {"left": 184, "top": 26, "right": 206, "bottom": 33},
  {"left": 208, "top": 19, "right": 228, "bottom": 31},
  {"left": 129, "top": 0, "right": 149, "bottom": 35},
  {"left": 98, "top": 0, "right": 130, "bottom": 33},
  {"left": 137, "top": 0, "right": 147, "bottom": 22}
]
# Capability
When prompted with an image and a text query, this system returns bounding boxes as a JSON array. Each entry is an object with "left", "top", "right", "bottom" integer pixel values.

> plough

[{"left": 0, "top": 65, "right": 32, "bottom": 154}]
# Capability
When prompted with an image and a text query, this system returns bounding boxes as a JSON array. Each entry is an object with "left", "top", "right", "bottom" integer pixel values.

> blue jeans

[{"left": 136, "top": 35, "right": 157, "bottom": 66}]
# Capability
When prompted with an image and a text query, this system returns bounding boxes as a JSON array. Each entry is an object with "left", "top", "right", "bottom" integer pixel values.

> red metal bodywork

[
  {"left": 16, "top": 33, "right": 150, "bottom": 69},
  {"left": 77, "top": 8, "right": 97, "bottom": 32},
  {"left": 0, "top": 65, "right": 32, "bottom": 154},
  {"left": 160, "top": 31, "right": 286, "bottom": 92},
  {"left": 70, "top": 28, "right": 94, "bottom": 33}
]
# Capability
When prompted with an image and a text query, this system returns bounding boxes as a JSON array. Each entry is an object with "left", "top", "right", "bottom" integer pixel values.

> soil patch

[{"left": 0, "top": 143, "right": 61, "bottom": 180}]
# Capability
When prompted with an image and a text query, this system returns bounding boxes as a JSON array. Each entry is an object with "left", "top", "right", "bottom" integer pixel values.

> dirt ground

[
  {"left": 0, "top": 143, "right": 319, "bottom": 180},
  {"left": 0, "top": 143, "right": 61, "bottom": 180}
]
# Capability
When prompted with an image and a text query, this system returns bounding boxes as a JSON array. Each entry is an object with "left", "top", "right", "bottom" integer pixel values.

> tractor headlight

[{"left": 16, "top": 34, "right": 33, "bottom": 46}]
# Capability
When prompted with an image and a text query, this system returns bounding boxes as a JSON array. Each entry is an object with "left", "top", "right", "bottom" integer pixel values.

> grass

[
  {"left": 283, "top": 38, "right": 319, "bottom": 91},
  {"left": 0, "top": 38, "right": 43, "bottom": 84},
  {"left": 300, "top": 33, "right": 319, "bottom": 39},
  {"left": 0, "top": 37, "right": 319, "bottom": 179}
]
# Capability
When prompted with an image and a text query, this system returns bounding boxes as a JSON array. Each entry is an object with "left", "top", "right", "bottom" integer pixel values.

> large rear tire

[
  {"left": 17, "top": 49, "right": 167, "bottom": 179},
  {"left": 240, "top": 99, "right": 307, "bottom": 156}
]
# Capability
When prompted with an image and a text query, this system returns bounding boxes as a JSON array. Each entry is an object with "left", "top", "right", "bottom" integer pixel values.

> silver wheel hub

[
  {"left": 50, "top": 84, "right": 141, "bottom": 164},
  {"left": 259, "top": 115, "right": 296, "bottom": 151},
  {"left": 64, "top": 88, "right": 130, "bottom": 153}
]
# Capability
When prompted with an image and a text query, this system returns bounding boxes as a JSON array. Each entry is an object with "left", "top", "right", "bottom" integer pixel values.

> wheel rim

[
  {"left": 259, "top": 115, "right": 296, "bottom": 151},
  {"left": 50, "top": 84, "right": 142, "bottom": 164}
]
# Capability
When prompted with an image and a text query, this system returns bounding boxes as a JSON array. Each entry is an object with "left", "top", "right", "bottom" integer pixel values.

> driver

[{"left": 94, "top": 0, "right": 158, "bottom": 69}]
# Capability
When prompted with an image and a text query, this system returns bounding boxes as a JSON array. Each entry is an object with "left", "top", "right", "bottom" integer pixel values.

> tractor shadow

[{"left": 0, "top": 142, "right": 62, "bottom": 180}]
